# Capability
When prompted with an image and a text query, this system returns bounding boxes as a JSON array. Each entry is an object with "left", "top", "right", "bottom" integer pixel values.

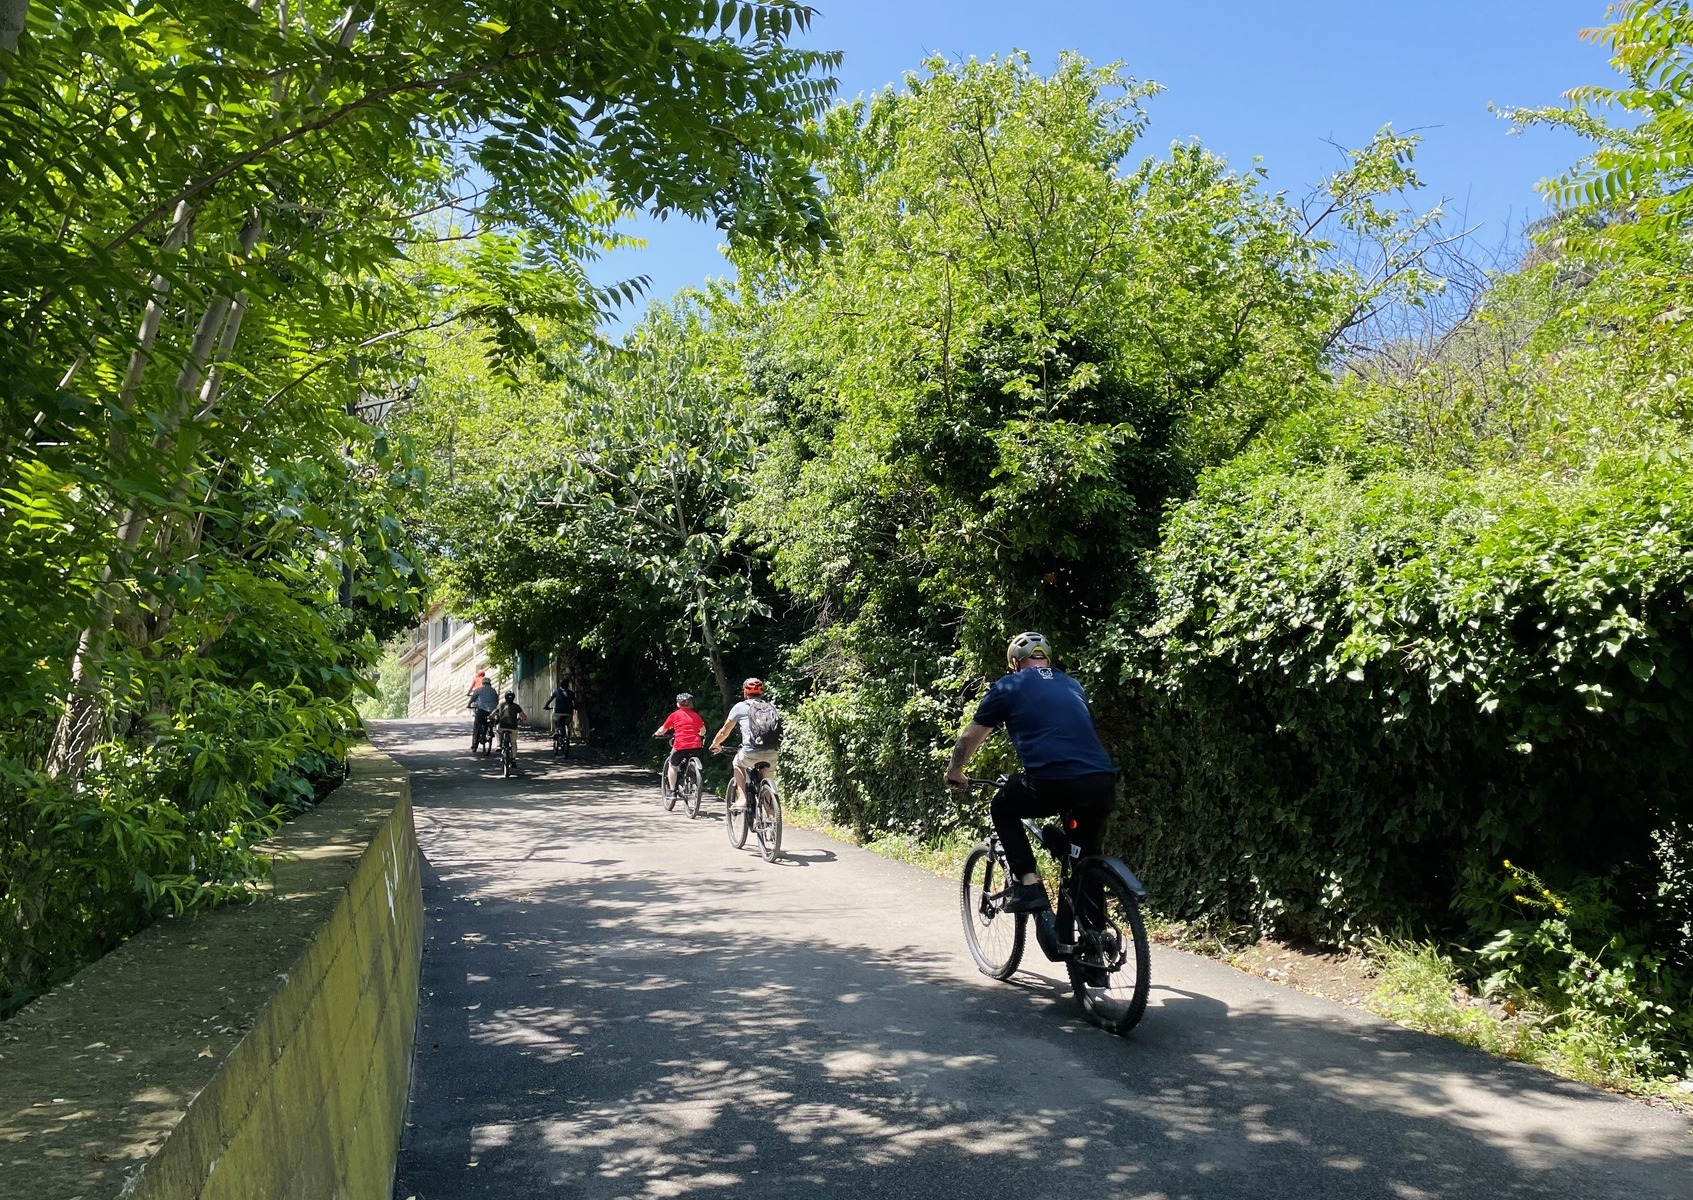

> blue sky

[{"left": 591, "top": 0, "right": 1615, "bottom": 331}]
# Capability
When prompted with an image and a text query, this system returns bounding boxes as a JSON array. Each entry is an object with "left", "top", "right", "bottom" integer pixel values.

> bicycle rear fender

[{"left": 1081, "top": 854, "right": 1148, "bottom": 900}]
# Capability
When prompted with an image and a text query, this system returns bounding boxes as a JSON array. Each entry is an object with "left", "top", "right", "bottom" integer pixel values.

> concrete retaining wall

[{"left": 0, "top": 743, "right": 422, "bottom": 1199}]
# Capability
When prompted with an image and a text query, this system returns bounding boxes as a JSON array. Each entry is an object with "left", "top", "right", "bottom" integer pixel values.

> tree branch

[{"left": 101, "top": 42, "right": 571, "bottom": 260}]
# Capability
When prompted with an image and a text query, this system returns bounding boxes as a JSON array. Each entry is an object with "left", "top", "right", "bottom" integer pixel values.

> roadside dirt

[{"left": 1191, "top": 934, "right": 1381, "bottom": 1008}]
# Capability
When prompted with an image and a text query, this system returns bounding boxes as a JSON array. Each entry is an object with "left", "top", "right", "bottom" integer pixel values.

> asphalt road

[{"left": 371, "top": 718, "right": 1692, "bottom": 1199}]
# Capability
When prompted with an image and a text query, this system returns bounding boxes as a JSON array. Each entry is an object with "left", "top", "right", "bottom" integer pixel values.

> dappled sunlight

[{"left": 370, "top": 718, "right": 1693, "bottom": 1199}]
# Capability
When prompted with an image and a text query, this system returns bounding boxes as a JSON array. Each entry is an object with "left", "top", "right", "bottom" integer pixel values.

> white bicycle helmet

[{"left": 1005, "top": 631, "right": 1052, "bottom": 670}]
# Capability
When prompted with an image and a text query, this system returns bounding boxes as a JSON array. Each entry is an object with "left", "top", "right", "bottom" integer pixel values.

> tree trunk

[
  {"left": 47, "top": 198, "right": 201, "bottom": 780},
  {"left": 696, "top": 584, "right": 733, "bottom": 712},
  {"left": 0, "top": 0, "right": 27, "bottom": 57}
]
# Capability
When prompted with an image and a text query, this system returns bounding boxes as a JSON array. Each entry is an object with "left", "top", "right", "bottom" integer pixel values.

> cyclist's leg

[
  {"left": 1060, "top": 774, "right": 1117, "bottom": 929},
  {"left": 990, "top": 773, "right": 1049, "bottom": 883},
  {"left": 733, "top": 747, "right": 775, "bottom": 801}
]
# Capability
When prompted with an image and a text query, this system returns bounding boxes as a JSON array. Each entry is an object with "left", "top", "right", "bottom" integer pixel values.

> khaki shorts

[{"left": 733, "top": 746, "right": 778, "bottom": 773}]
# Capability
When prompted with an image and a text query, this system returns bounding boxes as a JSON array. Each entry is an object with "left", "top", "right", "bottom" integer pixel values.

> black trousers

[{"left": 991, "top": 772, "right": 1115, "bottom": 879}]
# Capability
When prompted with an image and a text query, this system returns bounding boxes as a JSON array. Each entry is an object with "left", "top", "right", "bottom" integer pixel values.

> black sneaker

[{"left": 1003, "top": 880, "right": 1051, "bottom": 914}]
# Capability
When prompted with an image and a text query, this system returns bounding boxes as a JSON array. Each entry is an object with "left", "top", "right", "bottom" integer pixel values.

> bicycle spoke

[
  {"left": 960, "top": 843, "right": 1025, "bottom": 980},
  {"left": 1067, "top": 861, "right": 1151, "bottom": 1035}
]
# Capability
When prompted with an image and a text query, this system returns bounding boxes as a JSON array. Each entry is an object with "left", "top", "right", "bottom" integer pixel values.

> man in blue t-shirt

[{"left": 945, "top": 631, "right": 1115, "bottom": 913}]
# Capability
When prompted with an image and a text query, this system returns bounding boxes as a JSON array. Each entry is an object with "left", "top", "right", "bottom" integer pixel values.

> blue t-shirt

[{"left": 972, "top": 666, "right": 1115, "bottom": 780}]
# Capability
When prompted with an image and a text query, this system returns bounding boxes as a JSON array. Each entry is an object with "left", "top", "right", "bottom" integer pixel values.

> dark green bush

[{"left": 1117, "top": 452, "right": 1693, "bottom": 962}]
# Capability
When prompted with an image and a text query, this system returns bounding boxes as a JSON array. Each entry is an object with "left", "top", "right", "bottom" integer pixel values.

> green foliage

[
  {"left": 0, "top": 0, "right": 839, "bottom": 1005},
  {"left": 735, "top": 54, "right": 1441, "bottom": 836},
  {"left": 408, "top": 291, "right": 789, "bottom": 719},
  {"left": 1370, "top": 933, "right": 1689, "bottom": 1091},
  {"left": 1509, "top": 1, "right": 1693, "bottom": 239},
  {"left": 359, "top": 636, "right": 415, "bottom": 721},
  {"left": 1457, "top": 861, "right": 1690, "bottom": 1076},
  {"left": 1124, "top": 453, "right": 1693, "bottom": 941}
]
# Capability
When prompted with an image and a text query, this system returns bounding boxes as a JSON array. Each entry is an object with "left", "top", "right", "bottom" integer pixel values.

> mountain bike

[
  {"left": 661, "top": 744, "right": 704, "bottom": 818},
  {"left": 722, "top": 756, "right": 781, "bottom": 861},
  {"left": 496, "top": 725, "right": 519, "bottom": 778},
  {"left": 957, "top": 777, "right": 1150, "bottom": 1035},
  {"left": 471, "top": 708, "right": 495, "bottom": 756},
  {"left": 550, "top": 714, "right": 572, "bottom": 758}
]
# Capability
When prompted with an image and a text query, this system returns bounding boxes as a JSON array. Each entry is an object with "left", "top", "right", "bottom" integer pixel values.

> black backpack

[{"left": 744, "top": 699, "right": 784, "bottom": 749}]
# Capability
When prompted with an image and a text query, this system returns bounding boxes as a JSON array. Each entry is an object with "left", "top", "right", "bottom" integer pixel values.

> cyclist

[
  {"left": 708, "top": 677, "right": 783, "bottom": 805},
  {"left": 493, "top": 690, "right": 526, "bottom": 750},
  {"left": 467, "top": 674, "right": 499, "bottom": 752},
  {"left": 944, "top": 632, "right": 1115, "bottom": 914},
  {"left": 544, "top": 677, "right": 576, "bottom": 744},
  {"left": 652, "top": 692, "right": 706, "bottom": 794}
]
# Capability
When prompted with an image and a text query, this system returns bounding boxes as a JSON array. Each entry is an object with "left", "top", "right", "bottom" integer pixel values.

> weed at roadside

[{"left": 1368, "top": 940, "right": 1693, "bottom": 1109}]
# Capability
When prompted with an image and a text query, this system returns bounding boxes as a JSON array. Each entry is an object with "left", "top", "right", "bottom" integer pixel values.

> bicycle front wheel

[
  {"left": 960, "top": 842, "right": 1025, "bottom": 980},
  {"left": 724, "top": 781, "right": 749, "bottom": 848},
  {"left": 682, "top": 759, "right": 703, "bottom": 819},
  {"left": 1068, "top": 859, "right": 1151, "bottom": 1035},
  {"left": 754, "top": 780, "right": 782, "bottom": 862}
]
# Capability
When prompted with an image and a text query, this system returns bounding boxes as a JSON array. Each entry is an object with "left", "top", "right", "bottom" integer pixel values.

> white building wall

[
  {"left": 398, "top": 609, "right": 573, "bottom": 739},
  {"left": 402, "top": 608, "right": 491, "bottom": 718}
]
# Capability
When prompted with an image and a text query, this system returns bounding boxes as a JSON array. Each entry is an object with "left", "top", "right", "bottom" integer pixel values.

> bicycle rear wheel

[
  {"left": 682, "top": 759, "right": 703, "bottom": 819},
  {"left": 960, "top": 842, "right": 1025, "bottom": 980},
  {"left": 754, "top": 779, "right": 782, "bottom": 861},
  {"left": 1067, "top": 859, "right": 1151, "bottom": 1035},
  {"left": 501, "top": 738, "right": 515, "bottom": 779},
  {"left": 724, "top": 780, "right": 749, "bottom": 848}
]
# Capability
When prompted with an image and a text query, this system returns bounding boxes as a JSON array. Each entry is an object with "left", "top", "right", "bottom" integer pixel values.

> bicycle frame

[
  {"left": 964, "top": 778, "right": 1148, "bottom": 964},
  {"left": 1002, "top": 819, "right": 1145, "bottom": 963},
  {"left": 958, "top": 776, "right": 1152, "bottom": 1035}
]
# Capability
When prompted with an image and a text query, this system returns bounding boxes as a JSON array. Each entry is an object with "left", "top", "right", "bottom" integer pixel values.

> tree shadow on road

[
  {"left": 393, "top": 865, "right": 1691, "bottom": 1200},
  {"left": 373, "top": 719, "right": 1692, "bottom": 1200}
]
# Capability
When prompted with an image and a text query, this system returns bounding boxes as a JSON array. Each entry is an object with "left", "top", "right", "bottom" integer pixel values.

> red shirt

[{"left": 660, "top": 708, "right": 706, "bottom": 750}]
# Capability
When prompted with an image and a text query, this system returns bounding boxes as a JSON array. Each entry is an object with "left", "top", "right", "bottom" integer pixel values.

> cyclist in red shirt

[{"left": 653, "top": 693, "right": 707, "bottom": 795}]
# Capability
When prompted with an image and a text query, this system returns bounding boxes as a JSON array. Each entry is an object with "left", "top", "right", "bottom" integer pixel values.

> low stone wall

[{"left": 0, "top": 743, "right": 422, "bottom": 1199}]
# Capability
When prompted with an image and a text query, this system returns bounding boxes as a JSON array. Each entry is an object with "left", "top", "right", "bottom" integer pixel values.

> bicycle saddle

[{"left": 1038, "top": 821, "right": 1079, "bottom": 859}]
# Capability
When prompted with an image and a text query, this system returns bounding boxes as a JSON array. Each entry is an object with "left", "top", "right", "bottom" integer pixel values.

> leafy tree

[
  {"left": 402, "top": 291, "right": 782, "bottom": 717},
  {"left": 0, "top": 0, "right": 839, "bottom": 1004},
  {"left": 1513, "top": 0, "right": 1693, "bottom": 237},
  {"left": 1119, "top": 4, "right": 1693, "bottom": 1073},
  {"left": 724, "top": 54, "right": 1441, "bottom": 838}
]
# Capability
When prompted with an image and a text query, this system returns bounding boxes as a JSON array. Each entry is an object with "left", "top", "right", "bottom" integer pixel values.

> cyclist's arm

[
  {"left": 945, "top": 722, "right": 994, "bottom": 787},
  {"left": 708, "top": 717, "right": 738, "bottom": 752}
]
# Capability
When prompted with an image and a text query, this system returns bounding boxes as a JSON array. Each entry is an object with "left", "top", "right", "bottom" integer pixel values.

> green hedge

[{"left": 1117, "top": 452, "right": 1693, "bottom": 949}]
